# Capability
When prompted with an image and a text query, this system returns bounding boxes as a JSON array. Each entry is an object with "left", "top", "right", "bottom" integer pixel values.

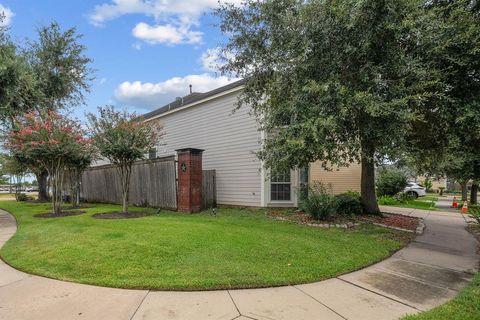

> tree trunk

[
  {"left": 37, "top": 170, "right": 49, "bottom": 202},
  {"left": 119, "top": 164, "right": 132, "bottom": 213},
  {"left": 461, "top": 181, "right": 468, "bottom": 202},
  {"left": 471, "top": 182, "right": 478, "bottom": 205},
  {"left": 360, "top": 144, "right": 380, "bottom": 215}
]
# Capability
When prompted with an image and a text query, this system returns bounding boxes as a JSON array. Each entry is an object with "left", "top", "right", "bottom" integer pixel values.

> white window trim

[{"left": 263, "top": 168, "right": 299, "bottom": 207}]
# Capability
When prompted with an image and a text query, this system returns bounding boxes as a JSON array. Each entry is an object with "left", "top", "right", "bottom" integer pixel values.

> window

[
  {"left": 270, "top": 170, "right": 291, "bottom": 201},
  {"left": 148, "top": 148, "right": 157, "bottom": 159}
]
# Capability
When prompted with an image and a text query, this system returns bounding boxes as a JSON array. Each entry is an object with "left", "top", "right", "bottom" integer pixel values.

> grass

[
  {"left": 0, "top": 201, "right": 406, "bottom": 290},
  {"left": 379, "top": 195, "right": 438, "bottom": 211},
  {"left": 402, "top": 273, "right": 480, "bottom": 320}
]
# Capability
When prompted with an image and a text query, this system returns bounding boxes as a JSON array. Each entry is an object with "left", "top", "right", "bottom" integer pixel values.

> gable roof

[{"left": 142, "top": 79, "right": 245, "bottom": 120}]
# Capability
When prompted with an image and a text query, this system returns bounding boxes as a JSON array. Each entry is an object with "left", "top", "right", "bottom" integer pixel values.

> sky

[{"left": 0, "top": 0, "right": 240, "bottom": 120}]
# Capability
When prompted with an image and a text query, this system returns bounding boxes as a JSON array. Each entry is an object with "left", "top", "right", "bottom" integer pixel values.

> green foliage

[
  {"left": 27, "top": 22, "right": 94, "bottom": 111},
  {"left": 0, "top": 35, "right": 38, "bottom": 128},
  {"left": 300, "top": 183, "right": 337, "bottom": 220},
  {"left": 15, "top": 193, "right": 31, "bottom": 202},
  {"left": 87, "top": 106, "right": 162, "bottom": 213},
  {"left": 423, "top": 180, "right": 433, "bottom": 192},
  {"left": 470, "top": 205, "right": 480, "bottom": 223},
  {"left": 406, "top": 0, "right": 480, "bottom": 186},
  {"left": 335, "top": 192, "right": 363, "bottom": 216},
  {"left": 376, "top": 169, "right": 408, "bottom": 196},
  {"left": 6, "top": 111, "right": 92, "bottom": 214},
  {"left": 215, "top": 0, "right": 434, "bottom": 214},
  {"left": 378, "top": 195, "right": 400, "bottom": 206}
]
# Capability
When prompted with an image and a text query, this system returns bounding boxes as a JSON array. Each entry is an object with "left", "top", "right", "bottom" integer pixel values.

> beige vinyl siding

[
  {"left": 310, "top": 162, "right": 361, "bottom": 194},
  {"left": 150, "top": 91, "right": 262, "bottom": 206}
]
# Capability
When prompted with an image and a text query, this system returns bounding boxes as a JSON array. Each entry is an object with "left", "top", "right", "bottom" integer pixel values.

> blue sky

[{"left": 0, "top": 0, "right": 239, "bottom": 120}]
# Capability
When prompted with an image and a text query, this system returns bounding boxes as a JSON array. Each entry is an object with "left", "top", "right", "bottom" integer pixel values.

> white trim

[{"left": 144, "top": 85, "right": 244, "bottom": 122}]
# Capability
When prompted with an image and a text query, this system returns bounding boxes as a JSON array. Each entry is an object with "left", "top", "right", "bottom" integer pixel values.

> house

[{"left": 142, "top": 79, "right": 361, "bottom": 208}]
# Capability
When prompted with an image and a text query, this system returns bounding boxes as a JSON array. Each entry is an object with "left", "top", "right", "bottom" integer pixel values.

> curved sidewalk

[{"left": 0, "top": 207, "right": 478, "bottom": 320}]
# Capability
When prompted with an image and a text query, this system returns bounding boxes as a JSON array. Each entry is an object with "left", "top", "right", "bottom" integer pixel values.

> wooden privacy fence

[
  {"left": 81, "top": 156, "right": 177, "bottom": 209},
  {"left": 80, "top": 156, "right": 217, "bottom": 210},
  {"left": 202, "top": 169, "right": 216, "bottom": 209}
]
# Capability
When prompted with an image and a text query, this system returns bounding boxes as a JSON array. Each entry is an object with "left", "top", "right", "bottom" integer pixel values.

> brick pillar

[{"left": 176, "top": 148, "right": 204, "bottom": 213}]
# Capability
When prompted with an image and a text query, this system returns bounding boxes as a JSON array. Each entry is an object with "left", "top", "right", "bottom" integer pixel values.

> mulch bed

[
  {"left": 92, "top": 211, "right": 149, "bottom": 219},
  {"left": 62, "top": 204, "right": 93, "bottom": 210},
  {"left": 34, "top": 210, "right": 86, "bottom": 218},
  {"left": 268, "top": 210, "right": 419, "bottom": 231},
  {"left": 358, "top": 213, "right": 419, "bottom": 231}
]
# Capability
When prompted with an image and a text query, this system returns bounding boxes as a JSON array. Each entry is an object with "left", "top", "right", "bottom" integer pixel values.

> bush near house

[
  {"left": 335, "top": 191, "right": 363, "bottom": 216},
  {"left": 376, "top": 168, "right": 408, "bottom": 196},
  {"left": 299, "top": 182, "right": 337, "bottom": 220},
  {"left": 300, "top": 186, "right": 363, "bottom": 219}
]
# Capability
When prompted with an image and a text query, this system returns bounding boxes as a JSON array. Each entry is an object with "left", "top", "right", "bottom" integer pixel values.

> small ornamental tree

[
  {"left": 87, "top": 106, "right": 162, "bottom": 213},
  {"left": 65, "top": 144, "right": 96, "bottom": 208},
  {"left": 6, "top": 111, "right": 91, "bottom": 215}
]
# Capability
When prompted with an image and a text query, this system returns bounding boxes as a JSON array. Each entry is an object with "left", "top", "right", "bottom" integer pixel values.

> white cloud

[
  {"left": 89, "top": 0, "right": 242, "bottom": 45},
  {"left": 114, "top": 73, "right": 239, "bottom": 109},
  {"left": 89, "top": 0, "right": 229, "bottom": 26},
  {"left": 200, "top": 47, "right": 222, "bottom": 72},
  {"left": 132, "top": 22, "right": 202, "bottom": 45},
  {"left": 0, "top": 4, "right": 14, "bottom": 27}
]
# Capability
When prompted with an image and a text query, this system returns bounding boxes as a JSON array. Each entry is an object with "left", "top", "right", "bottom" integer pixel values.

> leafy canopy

[
  {"left": 87, "top": 106, "right": 161, "bottom": 167},
  {"left": 216, "top": 0, "right": 434, "bottom": 171},
  {"left": 5, "top": 111, "right": 92, "bottom": 173}
]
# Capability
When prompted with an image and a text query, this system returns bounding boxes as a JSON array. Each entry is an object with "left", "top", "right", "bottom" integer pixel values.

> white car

[{"left": 404, "top": 182, "right": 426, "bottom": 198}]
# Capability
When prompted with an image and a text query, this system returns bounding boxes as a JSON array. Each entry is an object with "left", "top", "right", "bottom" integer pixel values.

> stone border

[
  {"left": 272, "top": 214, "right": 424, "bottom": 233},
  {"left": 369, "top": 218, "right": 424, "bottom": 234}
]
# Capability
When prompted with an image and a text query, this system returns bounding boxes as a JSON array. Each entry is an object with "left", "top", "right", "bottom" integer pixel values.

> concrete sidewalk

[{"left": 0, "top": 207, "right": 478, "bottom": 320}]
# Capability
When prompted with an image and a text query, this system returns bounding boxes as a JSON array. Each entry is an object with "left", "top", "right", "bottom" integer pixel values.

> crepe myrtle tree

[
  {"left": 87, "top": 106, "right": 162, "bottom": 213},
  {"left": 6, "top": 111, "right": 92, "bottom": 215},
  {"left": 215, "top": 0, "right": 437, "bottom": 214},
  {"left": 65, "top": 144, "right": 96, "bottom": 208}
]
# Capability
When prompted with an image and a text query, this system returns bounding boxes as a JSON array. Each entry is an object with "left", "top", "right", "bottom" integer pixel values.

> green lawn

[
  {"left": 0, "top": 201, "right": 406, "bottom": 290},
  {"left": 383, "top": 195, "right": 438, "bottom": 211},
  {"left": 402, "top": 273, "right": 480, "bottom": 320}
]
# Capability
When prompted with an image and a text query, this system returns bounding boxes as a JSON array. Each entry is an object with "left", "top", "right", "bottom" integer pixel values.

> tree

[
  {"left": 0, "top": 154, "right": 28, "bottom": 197},
  {"left": 65, "top": 148, "right": 95, "bottom": 207},
  {"left": 0, "top": 22, "right": 38, "bottom": 129},
  {"left": 376, "top": 168, "right": 408, "bottom": 196},
  {"left": 6, "top": 111, "right": 92, "bottom": 214},
  {"left": 407, "top": 0, "right": 480, "bottom": 203},
  {"left": 87, "top": 106, "right": 161, "bottom": 213},
  {"left": 216, "top": 0, "right": 434, "bottom": 213},
  {"left": 26, "top": 22, "right": 94, "bottom": 202}
]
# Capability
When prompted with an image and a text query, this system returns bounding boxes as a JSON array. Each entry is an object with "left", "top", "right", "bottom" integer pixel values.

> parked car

[{"left": 404, "top": 182, "right": 426, "bottom": 198}]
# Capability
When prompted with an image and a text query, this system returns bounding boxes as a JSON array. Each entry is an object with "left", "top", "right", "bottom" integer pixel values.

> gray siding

[{"left": 152, "top": 91, "right": 262, "bottom": 206}]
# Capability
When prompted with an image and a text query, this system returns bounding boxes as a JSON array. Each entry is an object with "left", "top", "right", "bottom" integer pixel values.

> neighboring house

[{"left": 141, "top": 79, "right": 361, "bottom": 208}]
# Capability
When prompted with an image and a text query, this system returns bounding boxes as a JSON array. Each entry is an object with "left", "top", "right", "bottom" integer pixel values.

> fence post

[{"left": 176, "top": 148, "right": 204, "bottom": 213}]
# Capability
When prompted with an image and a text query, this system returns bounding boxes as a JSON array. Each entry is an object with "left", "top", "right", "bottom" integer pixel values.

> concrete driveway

[{"left": 0, "top": 207, "right": 478, "bottom": 320}]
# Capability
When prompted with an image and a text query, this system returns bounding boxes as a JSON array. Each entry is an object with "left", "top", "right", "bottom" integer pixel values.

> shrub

[
  {"left": 15, "top": 193, "right": 30, "bottom": 202},
  {"left": 299, "top": 182, "right": 336, "bottom": 220},
  {"left": 394, "top": 192, "right": 415, "bottom": 203},
  {"left": 423, "top": 180, "right": 433, "bottom": 192},
  {"left": 470, "top": 205, "right": 480, "bottom": 223},
  {"left": 377, "top": 195, "right": 400, "bottom": 205},
  {"left": 376, "top": 168, "right": 408, "bottom": 196},
  {"left": 335, "top": 191, "right": 362, "bottom": 216}
]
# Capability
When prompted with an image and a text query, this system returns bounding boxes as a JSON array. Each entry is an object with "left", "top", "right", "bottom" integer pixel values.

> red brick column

[{"left": 176, "top": 148, "right": 204, "bottom": 213}]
